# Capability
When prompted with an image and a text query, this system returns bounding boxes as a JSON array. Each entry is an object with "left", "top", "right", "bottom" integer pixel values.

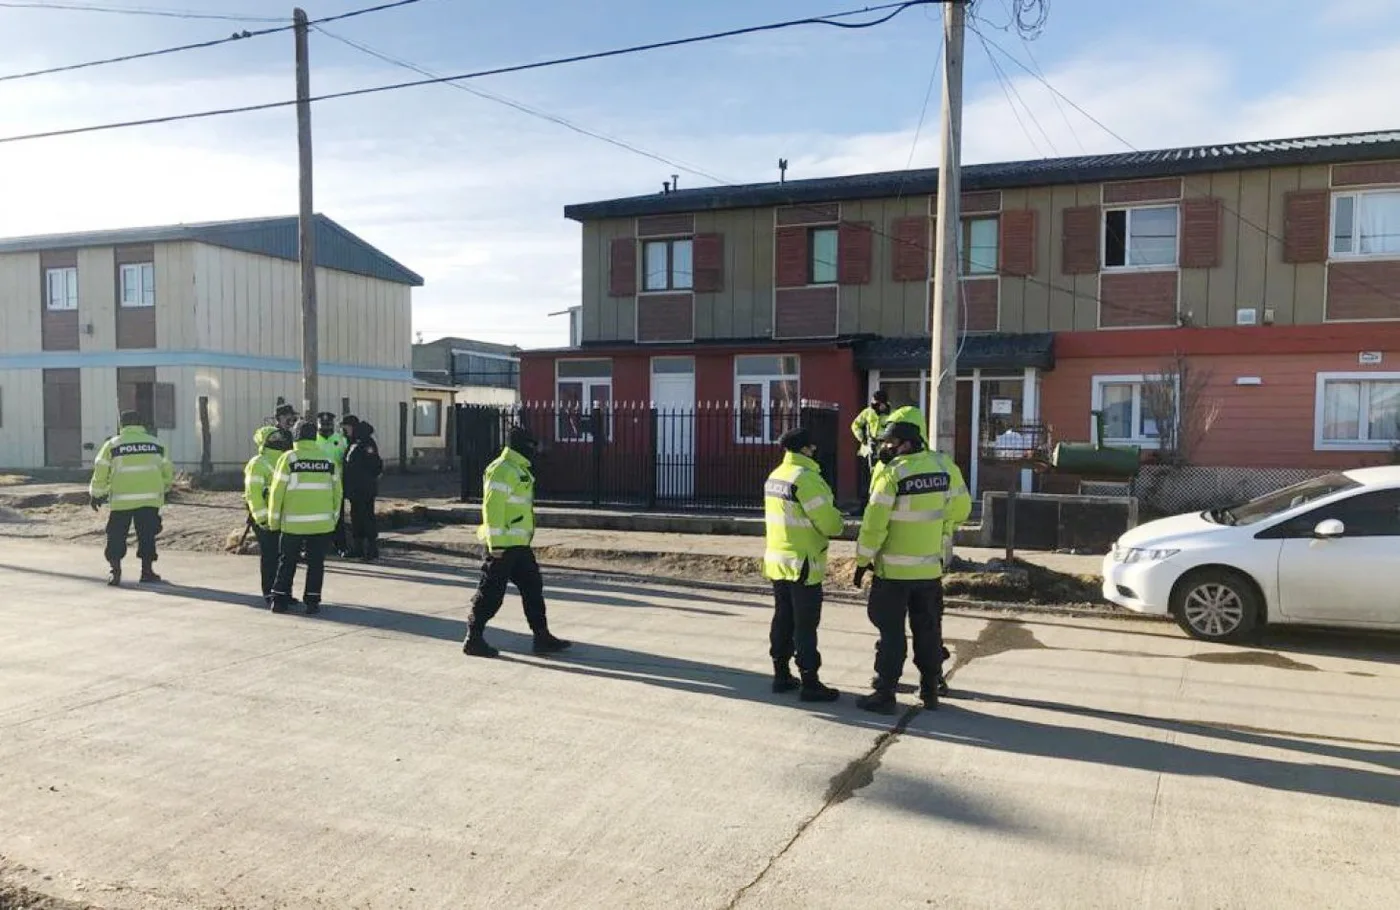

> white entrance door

[{"left": 652, "top": 357, "right": 696, "bottom": 499}]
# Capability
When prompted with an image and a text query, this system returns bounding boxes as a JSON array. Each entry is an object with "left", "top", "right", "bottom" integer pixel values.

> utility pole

[
  {"left": 294, "top": 8, "right": 318, "bottom": 418},
  {"left": 929, "top": 0, "right": 966, "bottom": 457}
]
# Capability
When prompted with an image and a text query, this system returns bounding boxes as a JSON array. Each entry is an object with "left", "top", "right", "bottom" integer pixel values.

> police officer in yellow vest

[
  {"left": 851, "top": 389, "right": 892, "bottom": 509},
  {"left": 267, "top": 420, "right": 342, "bottom": 614},
  {"left": 89, "top": 410, "right": 175, "bottom": 586},
  {"left": 852, "top": 415, "right": 971, "bottom": 713},
  {"left": 244, "top": 425, "right": 293, "bottom": 608},
  {"left": 763, "top": 427, "right": 845, "bottom": 702},
  {"left": 463, "top": 425, "right": 571, "bottom": 658}
]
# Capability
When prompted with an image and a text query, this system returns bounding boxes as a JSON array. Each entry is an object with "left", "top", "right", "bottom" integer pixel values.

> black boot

[
  {"left": 918, "top": 681, "right": 941, "bottom": 711},
  {"left": 107, "top": 562, "right": 122, "bottom": 587},
  {"left": 772, "top": 660, "right": 799, "bottom": 694},
  {"left": 303, "top": 597, "right": 321, "bottom": 616},
  {"left": 856, "top": 687, "right": 898, "bottom": 715},
  {"left": 138, "top": 560, "right": 163, "bottom": 584},
  {"left": 462, "top": 632, "right": 499, "bottom": 658},
  {"left": 799, "top": 671, "right": 839, "bottom": 703},
  {"left": 532, "top": 631, "right": 572, "bottom": 655}
]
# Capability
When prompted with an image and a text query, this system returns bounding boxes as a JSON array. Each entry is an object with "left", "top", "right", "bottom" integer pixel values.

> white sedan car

[{"left": 1103, "top": 466, "right": 1400, "bottom": 641}]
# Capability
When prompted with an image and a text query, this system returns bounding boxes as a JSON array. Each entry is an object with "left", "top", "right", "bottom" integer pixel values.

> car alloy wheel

[{"left": 1182, "top": 582, "right": 1245, "bottom": 639}]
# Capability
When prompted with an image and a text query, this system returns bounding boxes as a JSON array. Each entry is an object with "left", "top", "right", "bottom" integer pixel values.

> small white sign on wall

[
  {"left": 990, "top": 398, "right": 1014, "bottom": 416},
  {"left": 1359, "top": 351, "right": 1383, "bottom": 366}
]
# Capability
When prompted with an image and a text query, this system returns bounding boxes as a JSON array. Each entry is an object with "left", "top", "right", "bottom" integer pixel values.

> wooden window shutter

[
  {"left": 608, "top": 237, "right": 637, "bottom": 297},
  {"left": 1179, "top": 197, "right": 1223, "bottom": 269},
  {"left": 1061, "top": 205, "right": 1101, "bottom": 275},
  {"left": 1282, "top": 189, "right": 1329, "bottom": 264},
  {"left": 837, "top": 221, "right": 874, "bottom": 286},
  {"left": 775, "top": 226, "right": 808, "bottom": 288},
  {"left": 693, "top": 233, "right": 725, "bottom": 293},
  {"left": 154, "top": 383, "right": 177, "bottom": 429},
  {"left": 998, "top": 210, "right": 1037, "bottom": 277},
  {"left": 890, "top": 216, "right": 930, "bottom": 282}
]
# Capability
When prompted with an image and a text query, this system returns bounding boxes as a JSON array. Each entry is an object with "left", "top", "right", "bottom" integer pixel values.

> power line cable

[
  {"left": 0, "top": 1, "right": 282, "bottom": 20},
  {"left": 0, "top": 0, "right": 430, "bottom": 84},
  {"left": 0, "top": 0, "right": 941, "bottom": 146},
  {"left": 990, "top": 0, "right": 1085, "bottom": 153},
  {"left": 974, "top": 28, "right": 1058, "bottom": 155}
]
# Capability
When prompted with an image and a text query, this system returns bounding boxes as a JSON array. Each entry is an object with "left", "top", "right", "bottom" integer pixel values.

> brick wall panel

[
  {"left": 1332, "top": 161, "right": 1400, "bottom": 187},
  {"left": 961, "top": 191, "right": 1002, "bottom": 214},
  {"left": 1180, "top": 197, "right": 1223, "bottom": 269},
  {"left": 608, "top": 237, "right": 637, "bottom": 297},
  {"left": 1103, "top": 178, "right": 1182, "bottom": 204},
  {"left": 693, "top": 233, "right": 725, "bottom": 293},
  {"left": 636, "top": 293, "right": 694, "bottom": 342},
  {"left": 837, "top": 221, "right": 873, "bottom": 286},
  {"left": 998, "top": 209, "right": 1037, "bottom": 277},
  {"left": 1099, "top": 271, "right": 1179, "bottom": 328},
  {"left": 636, "top": 214, "right": 695, "bottom": 237},
  {"left": 1326, "top": 261, "right": 1400, "bottom": 321},
  {"left": 1062, "top": 205, "right": 1101, "bottom": 274},
  {"left": 960, "top": 277, "right": 999, "bottom": 332},
  {"left": 891, "top": 216, "right": 930, "bottom": 282},
  {"left": 1282, "top": 190, "right": 1329, "bottom": 264},
  {"left": 776, "top": 204, "right": 839, "bottom": 226},
  {"left": 774, "top": 286, "right": 838, "bottom": 339}
]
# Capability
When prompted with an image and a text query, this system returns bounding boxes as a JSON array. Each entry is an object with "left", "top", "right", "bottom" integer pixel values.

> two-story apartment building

[
  {"left": 521, "top": 128, "right": 1400, "bottom": 503},
  {"left": 0, "top": 214, "right": 421, "bottom": 471}
]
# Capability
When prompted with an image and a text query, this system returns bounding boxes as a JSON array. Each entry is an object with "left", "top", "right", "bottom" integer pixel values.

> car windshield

[{"left": 1208, "top": 473, "right": 1361, "bottom": 526}]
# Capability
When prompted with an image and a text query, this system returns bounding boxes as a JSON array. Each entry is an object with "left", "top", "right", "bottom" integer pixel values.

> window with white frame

[
  {"left": 642, "top": 238, "right": 693, "bottom": 292},
  {"left": 1092, "top": 374, "right": 1177, "bottom": 447},
  {"left": 1332, "top": 190, "right": 1400, "bottom": 258},
  {"left": 45, "top": 267, "right": 78, "bottom": 311},
  {"left": 960, "top": 217, "right": 998, "bottom": 275},
  {"left": 1103, "top": 205, "right": 1178, "bottom": 269},
  {"left": 808, "top": 228, "right": 838, "bottom": 285},
  {"left": 1316, "top": 373, "right": 1400, "bottom": 449},
  {"left": 412, "top": 398, "right": 443, "bottom": 437},
  {"left": 120, "top": 262, "right": 155, "bottom": 308},
  {"left": 556, "top": 359, "right": 613, "bottom": 441},
  {"left": 735, "top": 354, "right": 800, "bottom": 443}
]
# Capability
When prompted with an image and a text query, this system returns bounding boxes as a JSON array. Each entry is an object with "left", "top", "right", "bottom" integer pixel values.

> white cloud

[{"left": 1, "top": 36, "right": 1399, "bottom": 349}]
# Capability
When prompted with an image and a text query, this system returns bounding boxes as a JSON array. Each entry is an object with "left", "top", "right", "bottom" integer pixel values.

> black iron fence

[{"left": 457, "top": 401, "right": 840, "bottom": 511}]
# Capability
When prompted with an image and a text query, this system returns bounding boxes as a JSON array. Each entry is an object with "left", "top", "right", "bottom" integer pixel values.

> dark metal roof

[
  {"left": 0, "top": 214, "right": 423, "bottom": 286},
  {"left": 855, "top": 333, "right": 1055, "bottom": 372},
  {"left": 565, "top": 128, "right": 1400, "bottom": 221}
]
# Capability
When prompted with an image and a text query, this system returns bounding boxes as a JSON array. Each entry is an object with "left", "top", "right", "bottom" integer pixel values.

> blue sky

[{"left": 2, "top": 0, "right": 1399, "bottom": 347}]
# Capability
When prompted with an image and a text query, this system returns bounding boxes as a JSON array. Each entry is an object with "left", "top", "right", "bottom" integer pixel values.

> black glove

[
  {"left": 853, "top": 565, "right": 868, "bottom": 588},
  {"left": 89, "top": 494, "right": 106, "bottom": 512}
]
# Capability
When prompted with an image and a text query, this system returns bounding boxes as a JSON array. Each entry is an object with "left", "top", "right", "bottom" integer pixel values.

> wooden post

[
  {"left": 398, "top": 400, "right": 409, "bottom": 474},
  {"left": 197, "top": 396, "right": 213, "bottom": 475},
  {"left": 294, "top": 8, "right": 318, "bottom": 418},
  {"left": 1005, "top": 487, "right": 1018, "bottom": 562}
]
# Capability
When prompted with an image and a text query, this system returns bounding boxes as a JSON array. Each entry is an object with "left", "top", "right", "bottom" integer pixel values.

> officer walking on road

[
  {"left": 244, "top": 425, "right": 293, "bottom": 608},
  {"left": 89, "top": 410, "right": 175, "bottom": 586},
  {"left": 852, "top": 414, "right": 971, "bottom": 713},
  {"left": 763, "top": 427, "right": 844, "bottom": 702},
  {"left": 462, "top": 425, "right": 571, "bottom": 658},
  {"left": 850, "top": 390, "right": 892, "bottom": 511},
  {"left": 343, "top": 421, "right": 383, "bottom": 560},
  {"left": 317, "top": 412, "right": 353, "bottom": 556},
  {"left": 267, "top": 420, "right": 342, "bottom": 615}
]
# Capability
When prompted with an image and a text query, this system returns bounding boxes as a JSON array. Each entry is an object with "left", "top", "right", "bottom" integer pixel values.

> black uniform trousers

[
  {"left": 770, "top": 558, "right": 824, "bottom": 672},
  {"left": 867, "top": 576, "right": 944, "bottom": 689},
  {"left": 252, "top": 524, "right": 280, "bottom": 599},
  {"left": 468, "top": 547, "right": 548, "bottom": 635},
  {"left": 104, "top": 507, "right": 161, "bottom": 565},
  {"left": 331, "top": 501, "right": 348, "bottom": 554},
  {"left": 272, "top": 532, "right": 330, "bottom": 606},
  {"left": 348, "top": 496, "right": 378, "bottom": 557}
]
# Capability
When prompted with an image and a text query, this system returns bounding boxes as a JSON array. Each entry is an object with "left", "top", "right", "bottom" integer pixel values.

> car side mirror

[{"left": 1313, "top": 518, "right": 1345, "bottom": 539}]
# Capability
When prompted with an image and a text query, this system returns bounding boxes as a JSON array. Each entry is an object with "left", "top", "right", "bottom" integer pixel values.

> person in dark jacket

[{"left": 343, "top": 420, "right": 384, "bottom": 560}]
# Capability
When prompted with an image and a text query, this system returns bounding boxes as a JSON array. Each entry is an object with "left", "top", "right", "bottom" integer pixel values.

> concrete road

[{"left": 1, "top": 541, "right": 1397, "bottom": 910}]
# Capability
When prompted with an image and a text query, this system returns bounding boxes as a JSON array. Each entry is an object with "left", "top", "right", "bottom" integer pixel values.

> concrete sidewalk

[{"left": 2, "top": 540, "right": 1397, "bottom": 909}]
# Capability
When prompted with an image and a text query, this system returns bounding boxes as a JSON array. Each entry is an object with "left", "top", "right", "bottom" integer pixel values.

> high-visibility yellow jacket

[
  {"left": 886, "top": 405, "right": 928, "bottom": 444},
  {"left": 318, "top": 432, "right": 348, "bottom": 466},
  {"left": 268, "top": 440, "right": 343, "bottom": 535},
  {"left": 476, "top": 447, "right": 535, "bottom": 552},
  {"left": 244, "top": 426, "right": 280, "bottom": 529},
  {"left": 851, "top": 406, "right": 888, "bottom": 459},
  {"left": 857, "top": 448, "right": 971, "bottom": 581},
  {"left": 89, "top": 425, "right": 174, "bottom": 511},
  {"left": 762, "top": 452, "right": 845, "bottom": 585}
]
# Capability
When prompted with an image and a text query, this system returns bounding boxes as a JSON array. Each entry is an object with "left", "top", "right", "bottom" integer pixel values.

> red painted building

[{"left": 522, "top": 129, "right": 1400, "bottom": 507}]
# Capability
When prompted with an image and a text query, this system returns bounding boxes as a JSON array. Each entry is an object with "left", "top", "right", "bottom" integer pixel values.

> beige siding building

[{"left": 0, "top": 215, "right": 421, "bottom": 471}]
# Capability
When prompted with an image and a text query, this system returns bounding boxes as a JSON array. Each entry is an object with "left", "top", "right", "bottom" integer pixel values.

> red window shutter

[
  {"left": 890, "top": 216, "right": 930, "bottom": 281},
  {"left": 775, "top": 227, "right": 808, "bottom": 288},
  {"left": 838, "top": 221, "right": 874, "bottom": 286},
  {"left": 998, "top": 210, "right": 1037, "bottom": 277},
  {"left": 693, "top": 232, "right": 724, "bottom": 293},
  {"left": 1179, "top": 197, "right": 1223, "bottom": 269},
  {"left": 1283, "top": 190, "right": 1329, "bottom": 264},
  {"left": 1061, "top": 206, "right": 1100, "bottom": 275},
  {"left": 608, "top": 237, "right": 636, "bottom": 297}
]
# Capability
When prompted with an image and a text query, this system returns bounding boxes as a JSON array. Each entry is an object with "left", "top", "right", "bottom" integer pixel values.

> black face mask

[{"left": 877, "top": 443, "right": 900, "bottom": 464}]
